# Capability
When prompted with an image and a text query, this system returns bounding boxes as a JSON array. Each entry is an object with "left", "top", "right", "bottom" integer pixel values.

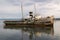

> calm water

[{"left": 0, "top": 20, "right": 60, "bottom": 40}]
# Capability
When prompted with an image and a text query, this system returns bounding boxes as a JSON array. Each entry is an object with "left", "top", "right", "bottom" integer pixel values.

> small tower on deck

[{"left": 29, "top": 12, "right": 33, "bottom": 20}]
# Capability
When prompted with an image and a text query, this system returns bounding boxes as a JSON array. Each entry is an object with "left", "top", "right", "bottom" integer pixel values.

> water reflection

[{"left": 4, "top": 25, "right": 54, "bottom": 40}]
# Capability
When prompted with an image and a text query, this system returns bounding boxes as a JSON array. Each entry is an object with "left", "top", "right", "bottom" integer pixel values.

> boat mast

[
  {"left": 34, "top": 4, "right": 36, "bottom": 14},
  {"left": 33, "top": 3, "right": 36, "bottom": 22},
  {"left": 34, "top": 3, "right": 37, "bottom": 17},
  {"left": 21, "top": 2, "right": 24, "bottom": 21}
]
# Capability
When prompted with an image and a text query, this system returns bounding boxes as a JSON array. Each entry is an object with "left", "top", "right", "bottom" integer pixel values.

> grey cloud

[
  {"left": 52, "top": 0, "right": 60, "bottom": 4},
  {"left": 6, "top": 0, "right": 20, "bottom": 6},
  {"left": 5, "top": 0, "right": 33, "bottom": 6},
  {"left": 31, "top": 0, "right": 52, "bottom": 2},
  {"left": 23, "top": 3, "right": 34, "bottom": 6},
  {"left": 0, "top": 0, "right": 60, "bottom": 18}
]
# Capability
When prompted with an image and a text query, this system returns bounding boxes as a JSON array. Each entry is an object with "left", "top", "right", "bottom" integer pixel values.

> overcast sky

[{"left": 0, "top": 0, "right": 60, "bottom": 19}]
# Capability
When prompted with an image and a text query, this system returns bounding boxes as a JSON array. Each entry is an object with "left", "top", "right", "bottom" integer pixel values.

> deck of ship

[{"left": 4, "top": 21, "right": 53, "bottom": 27}]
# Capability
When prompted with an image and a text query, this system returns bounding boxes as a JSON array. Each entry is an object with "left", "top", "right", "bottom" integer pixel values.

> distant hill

[
  {"left": 0, "top": 18, "right": 60, "bottom": 20},
  {"left": 54, "top": 18, "right": 60, "bottom": 20}
]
